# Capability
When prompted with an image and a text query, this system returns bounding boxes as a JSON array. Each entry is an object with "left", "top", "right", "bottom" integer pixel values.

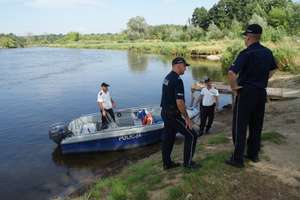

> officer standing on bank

[
  {"left": 160, "top": 57, "right": 199, "bottom": 170},
  {"left": 226, "top": 24, "right": 277, "bottom": 168}
]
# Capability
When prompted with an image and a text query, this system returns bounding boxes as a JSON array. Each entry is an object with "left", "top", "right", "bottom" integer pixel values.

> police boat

[{"left": 49, "top": 106, "right": 199, "bottom": 154}]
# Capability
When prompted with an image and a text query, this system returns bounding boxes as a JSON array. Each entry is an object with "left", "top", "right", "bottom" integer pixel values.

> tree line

[{"left": 1, "top": 0, "right": 299, "bottom": 48}]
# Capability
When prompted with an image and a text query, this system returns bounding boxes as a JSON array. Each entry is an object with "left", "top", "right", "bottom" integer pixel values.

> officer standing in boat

[
  {"left": 226, "top": 24, "right": 277, "bottom": 168},
  {"left": 160, "top": 57, "right": 199, "bottom": 170},
  {"left": 97, "top": 82, "right": 116, "bottom": 129}
]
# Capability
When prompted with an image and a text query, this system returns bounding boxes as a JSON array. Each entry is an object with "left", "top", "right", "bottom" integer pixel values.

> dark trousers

[
  {"left": 161, "top": 109, "right": 198, "bottom": 166},
  {"left": 232, "top": 88, "right": 267, "bottom": 163},
  {"left": 199, "top": 104, "right": 215, "bottom": 132},
  {"left": 101, "top": 108, "right": 115, "bottom": 127}
]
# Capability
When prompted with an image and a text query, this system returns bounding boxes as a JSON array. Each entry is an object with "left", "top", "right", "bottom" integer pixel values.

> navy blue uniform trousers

[
  {"left": 199, "top": 104, "right": 215, "bottom": 132},
  {"left": 161, "top": 109, "right": 198, "bottom": 166},
  {"left": 232, "top": 87, "right": 267, "bottom": 163}
]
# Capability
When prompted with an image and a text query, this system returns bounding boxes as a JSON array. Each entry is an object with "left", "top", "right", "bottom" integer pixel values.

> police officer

[
  {"left": 226, "top": 24, "right": 277, "bottom": 168},
  {"left": 197, "top": 77, "right": 219, "bottom": 135},
  {"left": 97, "top": 82, "right": 116, "bottom": 129},
  {"left": 160, "top": 57, "right": 199, "bottom": 170}
]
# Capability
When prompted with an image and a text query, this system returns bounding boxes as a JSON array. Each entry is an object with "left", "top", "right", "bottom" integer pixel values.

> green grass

[
  {"left": 72, "top": 146, "right": 298, "bottom": 200},
  {"left": 262, "top": 131, "right": 286, "bottom": 144},
  {"left": 207, "top": 133, "right": 230, "bottom": 145},
  {"left": 167, "top": 152, "right": 236, "bottom": 200},
  {"left": 77, "top": 159, "right": 162, "bottom": 200}
]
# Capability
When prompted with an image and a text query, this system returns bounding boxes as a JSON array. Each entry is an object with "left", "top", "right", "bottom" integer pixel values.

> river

[{"left": 0, "top": 48, "right": 229, "bottom": 200}]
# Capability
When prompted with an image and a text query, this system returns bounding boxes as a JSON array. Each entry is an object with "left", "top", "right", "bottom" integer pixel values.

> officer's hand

[
  {"left": 232, "top": 86, "right": 242, "bottom": 96},
  {"left": 185, "top": 117, "right": 193, "bottom": 130}
]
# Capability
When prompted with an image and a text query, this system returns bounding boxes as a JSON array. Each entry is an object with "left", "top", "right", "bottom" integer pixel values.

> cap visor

[{"left": 185, "top": 63, "right": 190, "bottom": 66}]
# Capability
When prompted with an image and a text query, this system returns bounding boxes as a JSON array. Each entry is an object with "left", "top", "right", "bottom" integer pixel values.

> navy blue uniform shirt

[
  {"left": 160, "top": 71, "right": 185, "bottom": 110},
  {"left": 229, "top": 42, "right": 277, "bottom": 89}
]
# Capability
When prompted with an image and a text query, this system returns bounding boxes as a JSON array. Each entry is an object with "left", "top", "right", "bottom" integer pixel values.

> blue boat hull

[{"left": 61, "top": 129, "right": 163, "bottom": 154}]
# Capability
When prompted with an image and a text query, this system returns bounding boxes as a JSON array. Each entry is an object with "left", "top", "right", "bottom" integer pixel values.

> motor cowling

[{"left": 49, "top": 122, "right": 73, "bottom": 145}]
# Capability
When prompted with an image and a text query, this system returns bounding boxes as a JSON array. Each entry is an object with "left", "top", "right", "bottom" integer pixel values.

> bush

[
  {"left": 0, "top": 36, "right": 18, "bottom": 48},
  {"left": 227, "top": 19, "right": 243, "bottom": 39},
  {"left": 207, "top": 22, "right": 225, "bottom": 40},
  {"left": 186, "top": 26, "right": 206, "bottom": 41},
  {"left": 64, "top": 32, "right": 80, "bottom": 41},
  {"left": 221, "top": 41, "right": 244, "bottom": 73},
  {"left": 273, "top": 45, "right": 298, "bottom": 72}
]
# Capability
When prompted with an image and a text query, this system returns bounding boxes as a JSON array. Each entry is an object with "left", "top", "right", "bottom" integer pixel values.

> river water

[{"left": 0, "top": 48, "right": 228, "bottom": 200}]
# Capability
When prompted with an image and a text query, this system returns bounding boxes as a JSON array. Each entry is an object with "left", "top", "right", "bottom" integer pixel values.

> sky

[{"left": 0, "top": 0, "right": 219, "bottom": 36}]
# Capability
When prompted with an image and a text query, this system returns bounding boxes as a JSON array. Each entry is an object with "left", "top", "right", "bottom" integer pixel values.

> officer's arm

[
  {"left": 228, "top": 70, "right": 240, "bottom": 90},
  {"left": 176, "top": 99, "right": 189, "bottom": 119},
  {"left": 175, "top": 79, "right": 189, "bottom": 119},
  {"left": 98, "top": 102, "right": 104, "bottom": 111},
  {"left": 97, "top": 95, "right": 105, "bottom": 111},
  {"left": 228, "top": 52, "right": 246, "bottom": 91}
]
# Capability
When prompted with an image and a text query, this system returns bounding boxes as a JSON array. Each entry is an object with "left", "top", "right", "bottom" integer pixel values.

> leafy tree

[
  {"left": 268, "top": 7, "right": 288, "bottom": 28},
  {"left": 191, "top": 7, "right": 210, "bottom": 30},
  {"left": 248, "top": 14, "right": 285, "bottom": 42},
  {"left": 229, "top": 18, "right": 243, "bottom": 38},
  {"left": 249, "top": 13, "right": 268, "bottom": 28},
  {"left": 288, "top": 3, "right": 300, "bottom": 35},
  {"left": 127, "top": 16, "right": 148, "bottom": 40}
]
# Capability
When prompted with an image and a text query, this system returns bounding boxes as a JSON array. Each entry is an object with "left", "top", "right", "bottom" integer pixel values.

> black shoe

[
  {"left": 198, "top": 130, "right": 204, "bottom": 136},
  {"left": 163, "top": 161, "right": 180, "bottom": 170},
  {"left": 225, "top": 159, "right": 244, "bottom": 168},
  {"left": 244, "top": 155, "right": 260, "bottom": 163},
  {"left": 205, "top": 128, "right": 210, "bottom": 134}
]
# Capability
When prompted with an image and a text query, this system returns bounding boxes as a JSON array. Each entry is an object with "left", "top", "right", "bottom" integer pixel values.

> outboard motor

[{"left": 49, "top": 122, "right": 73, "bottom": 145}]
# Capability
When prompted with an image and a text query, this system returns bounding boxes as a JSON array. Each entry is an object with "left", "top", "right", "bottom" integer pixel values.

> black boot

[
  {"left": 198, "top": 129, "right": 204, "bottom": 136},
  {"left": 205, "top": 127, "right": 210, "bottom": 134}
]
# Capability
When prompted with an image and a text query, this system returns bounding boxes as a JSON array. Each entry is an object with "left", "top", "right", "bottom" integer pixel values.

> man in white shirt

[
  {"left": 97, "top": 82, "right": 116, "bottom": 129},
  {"left": 196, "top": 78, "right": 219, "bottom": 135}
]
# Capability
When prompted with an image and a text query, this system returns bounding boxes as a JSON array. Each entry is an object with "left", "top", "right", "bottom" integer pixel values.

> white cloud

[{"left": 26, "top": 0, "right": 108, "bottom": 8}]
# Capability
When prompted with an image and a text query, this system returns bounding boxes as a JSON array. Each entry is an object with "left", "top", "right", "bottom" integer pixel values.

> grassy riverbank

[
  {"left": 46, "top": 37, "right": 300, "bottom": 73},
  {"left": 66, "top": 131, "right": 298, "bottom": 200},
  {"left": 46, "top": 40, "right": 227, "bottom": 57}
]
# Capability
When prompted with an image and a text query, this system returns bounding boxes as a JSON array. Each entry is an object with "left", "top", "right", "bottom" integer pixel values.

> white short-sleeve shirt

[
  {"left": 200, "top": 87, "right": 219, "bottom": 106},
  {"left": 97, "top": 90, "right": 112, "bottom": 109}
]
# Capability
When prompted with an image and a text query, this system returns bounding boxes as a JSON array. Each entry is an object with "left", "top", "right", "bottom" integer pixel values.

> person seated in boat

[
  {"left": 143, "top": 111, "right": 153, "bottom": 125},
  {"left": 97, "top": 82, "right": 116, "bottom": 129},
  {"left": 138, "top": 109, "right": 153, "bottom": 125}
]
